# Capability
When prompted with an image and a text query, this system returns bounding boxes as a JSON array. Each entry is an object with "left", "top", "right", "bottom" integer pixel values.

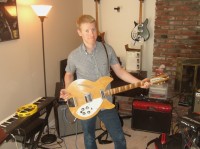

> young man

[{"left": 60, "top": 14, "right": 150, "bottom": 149}]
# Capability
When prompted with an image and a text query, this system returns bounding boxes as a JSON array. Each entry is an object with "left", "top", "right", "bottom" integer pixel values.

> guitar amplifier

[
  {"left": 131, "top": 98, "right": 172, "bottom": 133},
  {"left": 54, "top": 102, "right": 101, "bottom": 138},
  {"left": 54, "top": 82, "right": 101, "bottom": 138}
]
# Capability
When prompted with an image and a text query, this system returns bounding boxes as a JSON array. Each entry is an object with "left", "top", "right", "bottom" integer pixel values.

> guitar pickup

[
  {"left": 67, "top": 98, "right": 76, "bottom": 107},
  {"left": 100, "top": 90, "right": 105, "bottom": 98},
  {"left": 85, "top": 93, "right": 92, "bottom": 103}
]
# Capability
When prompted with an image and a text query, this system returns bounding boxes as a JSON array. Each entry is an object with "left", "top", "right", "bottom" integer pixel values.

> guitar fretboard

[
  {"left": 139, "top": 0, "right": 143, "bottom": 24},
  {"left": 105, "top": 81, "right": 143, "bottom": 96}
]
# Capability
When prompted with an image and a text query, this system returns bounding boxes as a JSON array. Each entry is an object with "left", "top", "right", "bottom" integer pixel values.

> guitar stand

[
  {"left": 13, "top": 118, "right": 48, "bottom": 149},
  {"left": 123, "top": 131, "right": 131, "bottom": 137},
  {"left": 96, "top": 128, "right": 131, "bottom": 145},
  {"left": 95, "top": 130, "right": 112, "bottom": 144}
]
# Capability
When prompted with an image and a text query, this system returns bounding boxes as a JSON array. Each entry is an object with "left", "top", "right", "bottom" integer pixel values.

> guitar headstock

[{"left": 150, "top": 74, "right": 169, "bottom": 85}]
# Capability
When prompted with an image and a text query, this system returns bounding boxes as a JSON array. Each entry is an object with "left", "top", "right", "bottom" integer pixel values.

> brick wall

[{"left": 154, "top": 0, "right": 200, "bottom": 94}]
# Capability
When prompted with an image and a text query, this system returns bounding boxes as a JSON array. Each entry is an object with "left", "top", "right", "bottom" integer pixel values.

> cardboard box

[{"left": 149, "top": 84, "right": 168, "bottom": 99}]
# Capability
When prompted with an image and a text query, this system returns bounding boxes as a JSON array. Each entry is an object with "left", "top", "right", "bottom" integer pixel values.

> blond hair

[{"left": 76, "top": 15, "right": 96, "bottom": 29}]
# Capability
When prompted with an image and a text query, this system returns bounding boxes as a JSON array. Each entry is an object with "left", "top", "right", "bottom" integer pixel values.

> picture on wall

[{"left": 0, "top": 0, "right": 19, "bottom": 42}]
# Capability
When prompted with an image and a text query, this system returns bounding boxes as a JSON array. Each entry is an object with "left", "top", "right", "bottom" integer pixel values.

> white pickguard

[{"left": 76, "top": 98, "right": 103, "bottom": 118}]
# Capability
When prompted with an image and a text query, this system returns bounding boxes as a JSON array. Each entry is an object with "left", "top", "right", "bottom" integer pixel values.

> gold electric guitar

[{"left": 66, "top": 74, "right": 169, "bottom": 120}]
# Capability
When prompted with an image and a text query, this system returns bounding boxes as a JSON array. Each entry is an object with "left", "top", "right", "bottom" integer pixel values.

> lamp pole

[{"left": 39, "top": 16, "right": 47, "bottom": 97}]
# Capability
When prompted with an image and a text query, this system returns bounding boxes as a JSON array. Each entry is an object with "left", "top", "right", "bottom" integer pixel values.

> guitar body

[
  {"left": 131, "top": 18, "right": 150, "bottom": 42},
  {"left": 67, "top": 76, "right": 115, "bottom": 120},
  {"left": 97, "top": 32, "right": 105, "bottom": 42}
]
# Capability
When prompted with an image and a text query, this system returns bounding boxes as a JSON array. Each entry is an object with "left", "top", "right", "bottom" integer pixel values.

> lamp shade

[
  {"left": 31, "top": 5, "right": 52, "bottom": 17},
  {"left": 5, "top": 6, "right": 17, "bottom": 17}
]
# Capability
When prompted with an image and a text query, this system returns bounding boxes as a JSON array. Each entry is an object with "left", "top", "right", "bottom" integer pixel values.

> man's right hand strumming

[{"left": 59, "top": 89, "right": 71, "bottom": 101}]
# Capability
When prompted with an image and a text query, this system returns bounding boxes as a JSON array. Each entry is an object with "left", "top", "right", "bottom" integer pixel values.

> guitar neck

[
  {"left": 95, "top": 0, "right": 100, "bottom": 34},
  {"left": 104, "top": 82, "right": 143, "bottom": 96},
  {"left": 104, "top": 74, "right": 169, "bottom": 96},
  {"left": 139, "top": 0, "right": 144, "bottom": 24}
]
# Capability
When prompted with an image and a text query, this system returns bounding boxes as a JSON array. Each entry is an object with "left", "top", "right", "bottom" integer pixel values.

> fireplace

[{"left": 175, "top": 58, "right": 200, "bottom": 105}]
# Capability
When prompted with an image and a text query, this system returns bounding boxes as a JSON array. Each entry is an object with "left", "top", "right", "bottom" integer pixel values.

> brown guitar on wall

[{"left": 94, "top": 0, "right": 105, "bottom": 42}]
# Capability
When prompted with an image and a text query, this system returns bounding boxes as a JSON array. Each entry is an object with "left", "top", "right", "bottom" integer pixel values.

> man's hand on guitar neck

[{"left": 140, "top": 78, "right": 151, "bottom": 89}]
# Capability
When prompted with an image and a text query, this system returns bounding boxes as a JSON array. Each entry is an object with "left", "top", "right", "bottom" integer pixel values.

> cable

[
  {"left": 38, "top": 134, "right": 63, "bottom": 149},
  {"left": 74, "top": 121, "right": 79, "bottom": 149},
  {"left": 62, "top": 137, "right": 68, "bottom": 149},
  {"left": 62, "top": 107, "right": 77, "bottom": 124},
  {"left": 15, "top": 128, "right": 28, "bottom": 148},
  {"left": 167, "top": 92, "right": 182, "bottom": 100},
  {"left": 10, "top": 134, "right": 19, "bottom": 149},
  {"left": 62, "top": 107, "right": 79, "bottom": 149}
]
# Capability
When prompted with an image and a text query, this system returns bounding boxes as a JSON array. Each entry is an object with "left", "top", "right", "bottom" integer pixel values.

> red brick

[{"left": 154, "top": 0, "right": 200, "bottom": 95}]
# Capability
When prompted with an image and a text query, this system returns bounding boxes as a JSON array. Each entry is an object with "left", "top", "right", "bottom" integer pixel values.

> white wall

[
  {"left": 83, "top": 0, "right": 155, "bottom": 77},
  {"left": 0, "top": 0, "right": 82, "bottom": 148}
]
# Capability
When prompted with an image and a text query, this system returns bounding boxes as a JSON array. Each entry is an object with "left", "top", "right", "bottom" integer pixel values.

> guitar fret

[
  {"left": 124, "top": 86, "right": 127, "bottom": 91},
  {"left": 105, "top": 82, "right": 140, "bottom": 96},
  {"left": 112, "top": 88, "right": 115, "bottom": 95},
  {"left": 118, "top": 87, "right": 121, "bottom": 93},
  {"left": 104, "top": 75, "right": 168, "bottom": 97}
]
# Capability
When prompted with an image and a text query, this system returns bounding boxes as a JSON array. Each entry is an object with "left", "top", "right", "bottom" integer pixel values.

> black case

[{"left": 131, "top": 98, "right": 172, "bottom": 133}]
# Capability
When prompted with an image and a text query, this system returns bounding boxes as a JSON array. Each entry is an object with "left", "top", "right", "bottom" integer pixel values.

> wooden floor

[
  {"left": 22, "top": 97, "right": 190, "bottom": 149},
  {"left": 39, "top": 118, "right": 159, "bottom": 149},
  {"left": 38, "top": 98, "right": 186, "bottom": 149}
]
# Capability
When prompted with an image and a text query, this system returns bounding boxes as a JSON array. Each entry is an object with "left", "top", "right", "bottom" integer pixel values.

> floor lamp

[
  {"left": 31, "top": 5, "right": 57, "bottom": 144},
  {"left": 31, "top": 5, "right": 52, "bottom": 97}
]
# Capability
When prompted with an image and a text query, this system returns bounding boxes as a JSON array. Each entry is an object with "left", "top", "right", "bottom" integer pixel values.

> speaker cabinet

[
  {"left": 60, "top": 59, "right": 77, "bottom": 83},
  {"left": 194, "top": 90, "right": 200, "bottom": 113},
  {"left": 54, "top": 103, "right": 101, "bottom": 138},
  {"left": 131, "top": 99, "right": 172, "bottom": 133}
]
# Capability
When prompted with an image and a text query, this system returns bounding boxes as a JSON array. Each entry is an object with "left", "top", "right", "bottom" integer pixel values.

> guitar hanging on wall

[
  {"left": 94, "top": 0, "right": 105, "bottom": 42},
  {"left": 131, "top": 0, "right": 150, "bottom": 44}
]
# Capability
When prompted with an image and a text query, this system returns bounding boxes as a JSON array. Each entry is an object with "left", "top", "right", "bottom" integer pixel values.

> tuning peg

[{"left": 114, "top": 6, "right": 120, "bottom": 12}]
